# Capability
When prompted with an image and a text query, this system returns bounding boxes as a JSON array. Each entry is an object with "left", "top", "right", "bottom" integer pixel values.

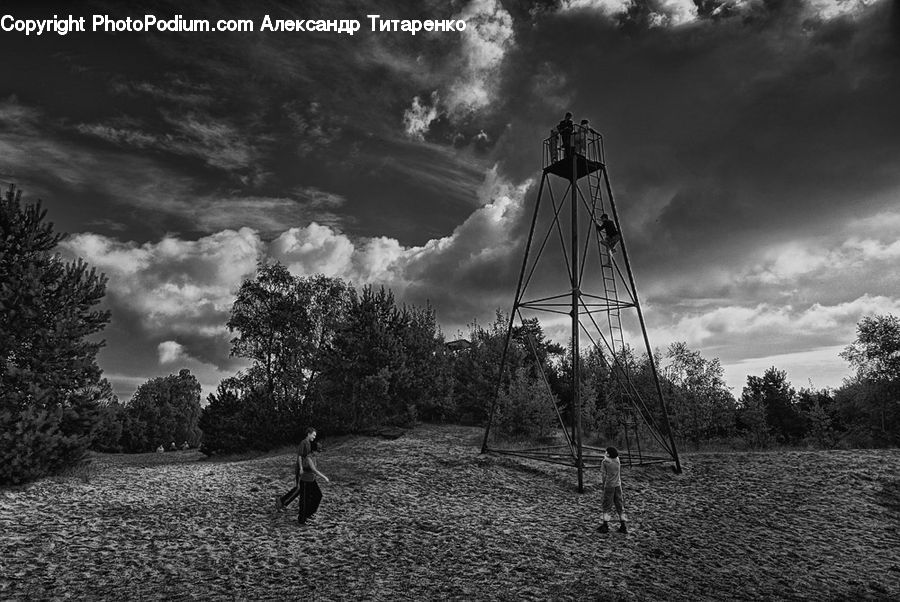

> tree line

[{"left": 2, "top": 185, "right": 899, "bottom": 484}]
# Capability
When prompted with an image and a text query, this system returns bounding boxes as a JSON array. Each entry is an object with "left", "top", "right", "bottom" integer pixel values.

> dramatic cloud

[
  {"left": 560, "top": 0, "right": 880, "bottom": 24},
  {"left": 59, "top": 228, "right": 266, "bottom": 399},
  {"left": 0, "top": 96, "right": 41, "bottom": 133},
  {"left": 647, "top": 0, "right": 699, "bottom": 26},
  {"left": 270, "top": 224, "right": 356, "bottom": 277},
  {"left": 270, "top": 166, "right": 533, "bottom": 318},
  {"left": 403, "top": 93, "right": 441, "bottom": 140},
  {"left": 806, "top": 0, "right": 879, "bottom": 20},
  {"left": 293, "top": 186, "right": 347, "bottom": 210},
  {"left": 444, "top": 0, "right": 515, "bottom": 117},
  {"left": 351, "top": 236, "right": 407, "bottom": 282},
  {"left": 62, "top": 228, "right": 263, "bottom": 343},
  {"left": 75, "top": 112, "right": 262, "bottom": 173},
  {"left": 657, "top": 295, "right": 894, "bottom": 344},
  {"left": 561, "top": 0, "right": 698, "bottom": 25},
  {"left": 717, "top": 344, "right": 848, "bottom": 393},
  {"left": 561, "top": 0, "right": 632, "bottom": 16},
  {"left": 74, "top": 123, "right": 159, "bottom": 149},
  {"left": 158, "top": 340, "right": 187, "bottom": 365},
  {"left": 52, "top": 165, "right": 531, "bottom": 395},
  {"left": 169, "top": 195, "right": 349, "bottom": 235},
  {"left": 5, "top": 0, "right": 898, "bottom": 400},
  {"left": 744, "top": 238, "right": 900, "bottom": 286},
  {"left": 648, "top": 292, "right": 900, "bottom": 389},
  {"left": 282, "top": 100, "right": 346, "bottom": 158},
  {"left": 400, "top": 0, "right": 515, "bottom": 139},
  {"left": 110, "top": 79, "right": 215, "bottom": 107}
]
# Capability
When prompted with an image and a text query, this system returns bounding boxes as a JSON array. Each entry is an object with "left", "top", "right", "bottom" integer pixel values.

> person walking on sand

[
  {"left": 598, "top": 446, "right": 628, "bottom": 534},
  {"left": 275, "top": 427, "right": 330, "bottom": 525}
]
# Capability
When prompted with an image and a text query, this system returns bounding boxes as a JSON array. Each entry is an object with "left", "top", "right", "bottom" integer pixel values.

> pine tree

[
  {"left": 0, "top": 185, "right": 111, "bottom": 484},
  {"left": 322, "top": 285, "right": 406, "bottom": 430}
]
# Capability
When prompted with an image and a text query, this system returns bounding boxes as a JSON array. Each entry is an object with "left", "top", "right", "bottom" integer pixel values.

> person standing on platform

[
  {"left": 550, "top": 128, "right": 560, "bottom": 162},
  {"left": 557, "top": 112, "right": 574, "bottom": 157},
  {"left": 576, "top": 119, "right": 590, "bottom": 154}
]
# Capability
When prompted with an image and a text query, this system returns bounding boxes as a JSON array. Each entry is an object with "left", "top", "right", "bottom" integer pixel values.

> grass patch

[{"left": 48, "top": 459, "right": 98, "bottom": 485}]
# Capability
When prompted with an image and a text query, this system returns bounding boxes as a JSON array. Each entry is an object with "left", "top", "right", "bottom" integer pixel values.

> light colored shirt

[{"left": 600, "top": 456, "right": 621, "bottom": 489}]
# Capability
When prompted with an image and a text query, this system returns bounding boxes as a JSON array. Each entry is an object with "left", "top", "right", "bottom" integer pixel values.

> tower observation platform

[
  {"left": 481, "top": 120, "right": 682, "bottom": 492},
  {"left": 543, "top": 122, "right": 605, "bottom": 180}
]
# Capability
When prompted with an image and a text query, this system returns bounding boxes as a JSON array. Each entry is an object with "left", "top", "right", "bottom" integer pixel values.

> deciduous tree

[
  {"left": 121, "top": 369, "right": 202, "bottom": 452},
  {"left": 740, "top": 367, "right": 802, "bottom": 444},
  {"left": 662, "top": 342, "right": 736, "bottom": 447},
  {"left": 227, "top": 263, "right": 350, "bottom": 410},
  {"left": 838, "top": 315, "right": 900, "bottom": 443}
]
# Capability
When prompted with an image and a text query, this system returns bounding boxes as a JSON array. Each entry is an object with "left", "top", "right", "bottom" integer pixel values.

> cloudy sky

[{"left": 2, "top": 0, "right": 898, "bottom": 402}]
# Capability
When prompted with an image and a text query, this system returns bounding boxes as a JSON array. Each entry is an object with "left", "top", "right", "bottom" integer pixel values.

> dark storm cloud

[
  {"left": 490, "top": 0, "right": 900, "bottom": 285},
  {"left": 1, "top": 1, "right": 518, "bottom": 401},
  {"left": 449, "top": 0, "right": 900, "bottom": 389},
  {"left": 2, "top": 0, "right": 493, "bottom": 243},
  {"left": 5, "top": 0, "right": 899, "bottom": 398}
]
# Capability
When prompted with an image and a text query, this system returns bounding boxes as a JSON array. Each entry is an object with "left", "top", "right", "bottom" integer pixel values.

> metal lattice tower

[{"left": 481, "top": 123, "right": 682, "bottom": 491}]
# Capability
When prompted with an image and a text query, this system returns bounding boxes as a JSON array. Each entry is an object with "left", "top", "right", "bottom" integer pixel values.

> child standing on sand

[{"left": 598, "top": 446, "right": 627, "bottom": 534}]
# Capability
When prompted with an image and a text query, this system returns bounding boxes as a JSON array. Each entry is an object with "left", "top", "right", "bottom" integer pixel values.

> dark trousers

[{"left": 280, "top": 477, "right": 322, "bottom": 521}]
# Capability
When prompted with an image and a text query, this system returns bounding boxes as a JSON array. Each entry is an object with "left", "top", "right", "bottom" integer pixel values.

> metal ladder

[
  {"left": 583, "top": 152, "right": 627, "bottom": 367},
  {"left": 586, "top": 152, "right": 644, "bottom": 460}
]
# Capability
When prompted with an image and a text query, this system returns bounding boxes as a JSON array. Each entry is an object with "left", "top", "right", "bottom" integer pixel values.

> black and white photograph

[{"left": 1, "top": 0, "right": 899, "bottom": 599}]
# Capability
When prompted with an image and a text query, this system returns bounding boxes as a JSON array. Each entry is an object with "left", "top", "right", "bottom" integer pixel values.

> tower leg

[
  {"left": 482, "top": 173, "right": 548, "bottom": 454},
  {"left": 602, "top": 170, "right": 682, "bottom": 474},
  {"left": 570, "top": 151, "right": 584, "bottom": 493}
]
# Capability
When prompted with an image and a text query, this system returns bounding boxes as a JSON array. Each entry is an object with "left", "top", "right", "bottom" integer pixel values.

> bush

[
  {"left": 92, "top": 400, "right": 125, "bottom": 453},
  {"left": 0, "top": 401, "right": 98, "bottom": 485},
  {"left": 199, "top": 381, "right": 296, "bottom": 455},
  {"left": 494, "top": 369, "right": 557, "bottom": 440},
  {"left": 198, "top": 387, "right": 253, "bottom": 455}
]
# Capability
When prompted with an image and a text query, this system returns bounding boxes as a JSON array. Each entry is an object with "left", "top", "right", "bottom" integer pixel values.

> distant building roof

[{"left": 445, "top": 339, "right": 473, "bottom": 351}]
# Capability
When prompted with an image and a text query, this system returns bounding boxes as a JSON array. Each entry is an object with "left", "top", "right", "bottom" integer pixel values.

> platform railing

[{"left": 542, "top": 123, "right": 605, "bottom": 170}]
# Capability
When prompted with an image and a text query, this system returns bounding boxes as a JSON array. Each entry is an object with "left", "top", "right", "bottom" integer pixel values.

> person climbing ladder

[
  {"left": 557, "top": 112, "right": 574, "bottom": 157},
  {"left": 596, "top": 213, "right": 621, "bottom": 253}
]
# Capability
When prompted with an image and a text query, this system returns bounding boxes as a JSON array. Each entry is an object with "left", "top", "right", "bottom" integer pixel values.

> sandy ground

[{"left": 1, "top": 424, "right": 899, "bottom": 601}]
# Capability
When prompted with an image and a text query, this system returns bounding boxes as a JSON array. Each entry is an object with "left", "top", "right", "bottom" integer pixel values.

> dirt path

[{"left": 1, "top": 424, "right": 898, "bottom": 600}]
